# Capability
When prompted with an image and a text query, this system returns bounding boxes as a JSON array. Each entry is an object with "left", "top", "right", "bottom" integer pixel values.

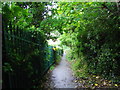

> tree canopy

[
  {"left": 45, "top": 2, "right": 120, "bottom": 80},
  {"left": 2, "top": 2, "right": 120, "bottom": 88}
]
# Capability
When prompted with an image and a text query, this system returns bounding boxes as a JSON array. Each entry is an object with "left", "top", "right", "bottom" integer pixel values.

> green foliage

[
  {"left": 50, "top": 65, "right": 55, "bottom": 71},
  {"left": 55, "top": 53, "right": 62, "bottom": 65},
  {"left": 2, "top": 2, "right": 63, "bottom": 88},
  {"left": 56, "top": 2, "right": 120, "bottom": 80},
  {"left": 3, "top": 63, "right": 13, "bottom": 72},
  {"left": 66, "top": 49, "right": 88, "bottom": 78},
  {"left": 2, "top": 1, "right": 120, "bottom": 88},
  {"left": 54, "top": 47, "right": 63, "bottom": 64}
]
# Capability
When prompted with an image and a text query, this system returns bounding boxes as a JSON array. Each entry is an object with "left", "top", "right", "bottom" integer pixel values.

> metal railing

[{"left": 2, "top": 22, "right": 57, "bottom": 88}]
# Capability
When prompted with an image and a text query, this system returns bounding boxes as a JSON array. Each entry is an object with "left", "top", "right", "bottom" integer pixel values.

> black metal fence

[{"left": 2, "top": 22, "right": 61, "bottom": 88}]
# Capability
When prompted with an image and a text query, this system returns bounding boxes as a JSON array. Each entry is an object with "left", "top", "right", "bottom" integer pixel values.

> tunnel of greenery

[
  {"left": 2, "top": 2, "right": 120, "bottom": 88},
  {"left": 56, "top": 2, "right": 120, "bottom": 83},
  {"left": 56, "top": 2, "right": 120, "bottom": 79}
]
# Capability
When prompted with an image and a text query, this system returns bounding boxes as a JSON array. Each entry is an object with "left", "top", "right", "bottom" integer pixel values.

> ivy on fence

[{"left": 2, "top": 22, "right": 59, "bottom": 88}]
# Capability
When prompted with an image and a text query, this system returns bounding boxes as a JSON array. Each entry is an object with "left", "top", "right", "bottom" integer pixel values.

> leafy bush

[{"left": 57, "top": 2, "right": 120, "bottom": 81}]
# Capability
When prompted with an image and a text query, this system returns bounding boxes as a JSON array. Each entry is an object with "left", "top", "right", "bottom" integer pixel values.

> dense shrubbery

[
  {"left": 56, "top": 2, "right": 120, "bottom": 82},
  {"left": 2, "top": 2, "right": 120, "bottom": 88}
]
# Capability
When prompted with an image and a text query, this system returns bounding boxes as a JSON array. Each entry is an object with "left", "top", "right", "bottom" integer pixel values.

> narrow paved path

[{"left": 50, "top": 53, "right": 77, "bottom": 88}]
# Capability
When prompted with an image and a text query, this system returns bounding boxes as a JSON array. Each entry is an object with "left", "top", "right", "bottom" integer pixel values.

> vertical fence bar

[{"left": 3, "top": 22, "right": 58, "bottom": 88}]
